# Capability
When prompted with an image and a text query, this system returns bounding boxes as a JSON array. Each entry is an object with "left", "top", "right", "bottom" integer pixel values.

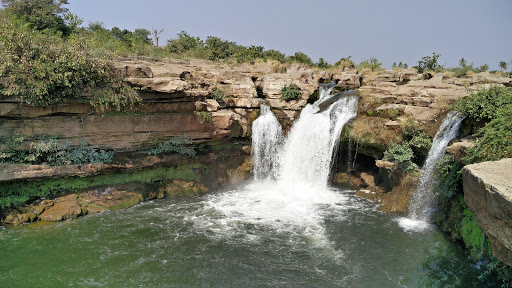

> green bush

[
  {"left": 452, "top": 86, "right": 512, "bottom": 121},
  {"left": 235, "top": 45, "right": 265, "bottom": 63},
  {"left": 464, "top": 114, "right": 512, "bottom": 163},
  {"left": 205, "top": 36, "right": 238, "bottom": 61},
  {"left": 434, "top": 154, "right": 464, "bottom": 198},
  {"left": 358, "top": 57, "right": 382, "bottom": 71},
  {"left": 0, "top": 136, "right": 113, "bottom": 166},
  {"left": 147, "top": 135, "right": 196, "bottom": 158},
  {"left": 335, "top": 56, "right": 356, "bottom": 70},
  {"left": 289, "top": 52, "right": 313, "bottom": 66},
  {"left": 2, "top": 0, "right": 73, "bottom": 36},
  {"left": 167, "top": 30, "right": 204, "bottom": 55},
  {"left": 280, "top": 83, "right": 301, "bottom": 101},
  {"left": 0, "top": 16, "right": 140, "bottom": 110},
  {"left": 194, "top": 111, "right": 213, "bottom": 124},
  {"left": 461, "top": 208, "right": 491, "bottom": 260},
  {"left": 210, "top": 86, "right": 225, "bottom": 102},
  {"left": 315, "top": 58, "right": 331, "bottom": 69},
  {"left": 382, "top": 142, "right": 418, "bottom": 173},
  {"left": 415, "top": 52, "right": 444, "bottom": 73}
]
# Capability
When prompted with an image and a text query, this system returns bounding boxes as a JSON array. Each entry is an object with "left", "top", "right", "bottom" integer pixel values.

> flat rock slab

[
  {"left": 39, "top": 194, "right": 82, "bottom": 222},
  {"left": 464, "top": 158, "right": 512, "bottom": 265}
]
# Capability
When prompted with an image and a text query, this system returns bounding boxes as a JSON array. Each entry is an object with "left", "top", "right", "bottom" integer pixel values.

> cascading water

[
  {"left": 406, "top": 111, "right": 465, "bottom": 224},
  {"left": 199, "top": 86, "right": 358, "bottom": 243},
  {"left": 278, "top": 94, "right": 358, "bottom": 189},
  {"left": 251, "top": 103, "right": 283, "bottom": 180}
]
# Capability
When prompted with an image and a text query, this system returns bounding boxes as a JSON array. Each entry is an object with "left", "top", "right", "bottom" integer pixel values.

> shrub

[
  {"left": 382, "top": 142, "right": 418, "bottom": 173},
  {"left": 415, "top": 52, "right": 444, "bottom": 73},
  {"left": 205, "top": 36, "right": 238, "bottom": 61},
  {"left": 210, "top": 86, "right": 225, "bottom": 102},
  {"left": 315, "top": 58, "right": 331, "bottom": 69},
  {"left": 335, "top": 56, "right": 356, "bottom": 70},
  {"left": 452, "top": 85, "right": 512, "bottom": 121},
  {"left": 0, "top": 17, "right": 140, "bottom": 111},
  {"left": 263, "top": 49, "right": 286, "bottom": 63},
  {"left": 167, "top": 30, "right": 204, "bottom": 54},
  {"left": 147, "top": 135, "right": 196, "bottom": 158},
  {"left": 235, "top": 45, "right": 265, "bottom": 63},
  {"left": 289, "top": 52, "right": 313, "bottom": 67},
  {"left": 280, "top": 83, "right": 301, "bottom": 101},
  {"left": 461, "top": 208, "right": 491, "bottom": 260},
  {"left": 464, "top": 114, "right": 512, "bottom": 164},
  {"left": 434, "top": 154, "right": 464, "bottom": 198},
  {"left": 2, "top": 0, "right": 72, "bottom": 36},
  {"left": 358, "top": 57, "right": 382, "bottom": 71},
  {"left": 0, "top": 136, "right": 113, "bottom": 166},
  {"left": 194, "top": 111, "right": 212, "bottom": 124}
]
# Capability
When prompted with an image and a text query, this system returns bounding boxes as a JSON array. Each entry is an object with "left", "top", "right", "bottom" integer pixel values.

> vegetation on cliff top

[
  {"left": 0, "top": 4, "right": 140, "bottom": 111},
  {"left": 453, "top": 85, "right": 512, "bottom": 164}
]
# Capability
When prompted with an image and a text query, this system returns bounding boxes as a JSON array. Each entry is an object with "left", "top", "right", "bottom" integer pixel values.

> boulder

[
  {"left": 39, "top": 194, "right": 82, "bottom": 222},
  {"left": 445, "top": 139, "right": 475, "bottom": 162},
  {"left": 80, "top": 188, "right": 143, "bottom": 213},
  {"left": 379, "top": 174, "right": 419, "bottom": 213},
  {"left": 463, "top": 158, "right": 512, "bottom": 266}
]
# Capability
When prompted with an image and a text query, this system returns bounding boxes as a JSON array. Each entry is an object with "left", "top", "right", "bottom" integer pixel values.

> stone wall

[{"left": 463, "top": 158, "right": 512, "bottom": 266}]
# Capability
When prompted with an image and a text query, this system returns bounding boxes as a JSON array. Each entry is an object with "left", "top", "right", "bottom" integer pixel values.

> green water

[{"left": 0, "top": 186, "right": 497, "bottom": 287}]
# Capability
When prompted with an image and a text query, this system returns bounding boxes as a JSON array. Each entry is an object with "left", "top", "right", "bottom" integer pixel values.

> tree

[
  {"left": 289, "top": 51, "right": 313, "bottom": 66},
  {"left": 479, "top": 64, "right": 489, "bottom": 72},
  {"left": 1, "top": 0, "right": 71, "bottom": 35},
  {"left": 499, "top": 61, "right": 508, "bottom": 72},
  {"left": 459, "top": 58, "right": 467, "bottom": 68},
  {"left": 415, "top": 52, "right": 443, "bottom": 73},
  {"left": 167, "top": 31, "right": 203, "bottom": 54},
  {"left": 151, "top": 27, "right": 164, "bottom": 47},
  {"left": 316, "top": 58, "right": 331, "bottom": 69}
]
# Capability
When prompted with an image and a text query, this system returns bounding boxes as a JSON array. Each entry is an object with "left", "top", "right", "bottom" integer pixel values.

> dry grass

[{"left": 349, "top": 116, "right": 402, "bottom": 146}]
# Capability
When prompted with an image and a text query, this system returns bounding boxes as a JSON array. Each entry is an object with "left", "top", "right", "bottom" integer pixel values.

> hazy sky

[{"left": 68, "top": 0, "right": 511, "bottom": 70}]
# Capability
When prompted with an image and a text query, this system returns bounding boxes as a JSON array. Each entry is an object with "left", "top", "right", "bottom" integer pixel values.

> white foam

[{"left": 396, "top": 217, "right": 433, "bottom": 233}]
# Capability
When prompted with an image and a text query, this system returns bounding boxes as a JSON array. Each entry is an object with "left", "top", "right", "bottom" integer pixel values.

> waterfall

[
  {"left": 408, "top": 111, "right": 465, "bottom": 221},
  {"left": 251, "top": 104, "right": 283, "bottom": 180},
  {"left": 252, "top": 86, "right": 358, "bottom": 190}
]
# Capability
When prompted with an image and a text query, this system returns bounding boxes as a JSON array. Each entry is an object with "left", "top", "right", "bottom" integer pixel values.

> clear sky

[{"left": 68, "top": 0, "right": 511, "bottom": 70}]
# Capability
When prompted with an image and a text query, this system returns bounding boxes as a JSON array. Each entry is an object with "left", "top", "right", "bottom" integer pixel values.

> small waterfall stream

[{"left": 406, "top": 111, "right": 465, "bottom": 224}]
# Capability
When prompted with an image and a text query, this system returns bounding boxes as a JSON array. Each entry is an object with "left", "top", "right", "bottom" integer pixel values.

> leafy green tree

[
  {"left": 263, "top": 49, "right": 286, "bottom": 63},
  {"left": 167, "top": 31, "right": 204, "bottom": 54},
  {"left": 416, "top": 52, "right": 443, "bottom": 73},
  {"left": 315, "top": 57, "right": 331, "bottom": 69},
  {"left": 289, "top": 51, "right": 313, "bottom": 66},
  {"left": 499, "top": 61, "right": 508, "bottom": 72},
  {"left": 205, "top": 36, "right": 238, "bottom": 61},
  {"left": 358, "top": 57, "right": 382, "bottom": 71},
  {"left": 0, "top": 18, "right": 140, "bottom": 110},
  {"left": 478, "top": 64, "right": 489, "bottom": 72},
  {"left": 235, "top": 45, "right": 265, "bottom": 63},
  {"left": 88, "top": 21, "right": 106, "bottom": 32},
  {"left": 459, "top": 58, "right": 467, "bottom": 68},
  {"left": 1, "top": 0, "right": 72, "bottom": 35}
]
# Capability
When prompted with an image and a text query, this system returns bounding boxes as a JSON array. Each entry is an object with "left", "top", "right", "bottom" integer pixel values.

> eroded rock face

[{"left": 463, "top": 158, "right": 512, "bottom": 266}]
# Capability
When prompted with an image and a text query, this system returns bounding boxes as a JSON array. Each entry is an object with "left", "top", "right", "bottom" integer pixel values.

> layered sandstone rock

[{"left": 463, "top": 158, "right": 512, "bottom": 265}]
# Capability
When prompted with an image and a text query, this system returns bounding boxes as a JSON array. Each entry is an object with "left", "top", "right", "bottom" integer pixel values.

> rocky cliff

[
  {"left": 463, "top": 158, "right": 512, "bottom": 266},
  {"left": 1, "top": 56, "right": 511, "bottom": 224}
]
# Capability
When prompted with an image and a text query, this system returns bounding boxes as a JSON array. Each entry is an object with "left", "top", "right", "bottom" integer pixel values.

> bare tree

[{"left": 151, "top": 27, "right": 164, "bottom": 47}]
